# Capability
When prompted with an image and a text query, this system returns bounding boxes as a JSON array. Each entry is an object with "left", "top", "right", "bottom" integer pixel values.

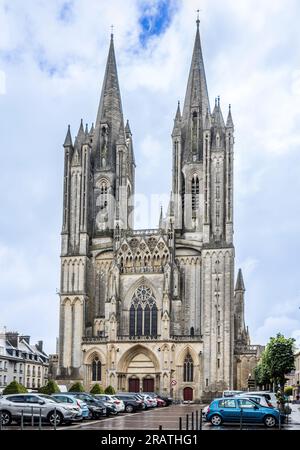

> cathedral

[{"left": 57, "top": 19, "right": 262, "bottom": 401}]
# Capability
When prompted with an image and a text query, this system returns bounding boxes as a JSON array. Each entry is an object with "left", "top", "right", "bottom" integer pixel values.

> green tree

[
  {"left": 38, "top": 380, "right": 60, "bottom": 395},
  {"left": 104, "top": 385, "right": 116, "bottom": 395},
  {"left": 90, "top": 384, "right": 104, "bottom": 395},
  {"left": 254, "top": 351, "right": 271, "bottom": 389},
  {"left": 3, "top": 380, "right": 27, "bottom": 395},
  {"left": 69, "top": 382, "right": 85, "bottom": 392},
  {"left": 264, "top": 333, "right": 295, "bottom": 409}
]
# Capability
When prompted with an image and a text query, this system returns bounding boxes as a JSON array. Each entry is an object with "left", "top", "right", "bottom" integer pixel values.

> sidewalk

[{"left": 289, "top": 404, "right": 300, "bottom": 425}]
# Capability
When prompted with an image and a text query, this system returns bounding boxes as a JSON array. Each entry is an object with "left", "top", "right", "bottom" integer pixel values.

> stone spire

[
  {"left": 235, "top": 269, "right": 245, "bottom": 292},
  {"left": 212, "top": 97, "right": 225, "bottom": 129},
  {"left": 74, "top": 119, "right": 85, "bottom": 147},
  {"left": 63, "top": 125, "right": 73, "bottom": 147},
  {"left": 159, "top": 206, "right": 164, "bottom": 229},
  {"left": 172, "top": 101, "right": 182, "bottom": 136},
  {"left": 226, "top": 104, "right": 234, "bottom": 129},
  {"left": 96, "top": 33, "right": 124, "bottom": 132},
  {"left": 182, "top": 19, "right": 210, "bottom": 125},
  {"left": 125, "top": 119, "right": 132, "bottom": 136}
]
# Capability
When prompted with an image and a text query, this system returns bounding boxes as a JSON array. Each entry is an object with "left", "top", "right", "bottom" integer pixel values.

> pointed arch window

[
  {"left": 92, "top": 358, "right": 102, "bottom": 382},
  {"left": 192, "top": 176, "right": 200, "bottom": 212},
  {"left": 183, "top": 353, "right": 194, "bottom": 382},
  {"left": 129, "top": 285, "right": 158, "bottom": 337}
]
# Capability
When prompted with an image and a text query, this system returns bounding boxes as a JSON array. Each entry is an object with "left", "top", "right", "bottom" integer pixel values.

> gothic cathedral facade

[{"left": 57, "top": 20, "right": 260, "bottom": 401}]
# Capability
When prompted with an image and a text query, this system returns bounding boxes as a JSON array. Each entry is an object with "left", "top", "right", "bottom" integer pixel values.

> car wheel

[
  {"left": 125, "top": 404, "right": 134, "bottom": 413},
  {"left": 88, "top": 411, "right": 93, "bottom": 420},
  {"left": 264, "top": 415, "right": 277, "bottom": 428},
  {"left": 0, "top": 411, "right": 12, "bottom": 426},
  {"left": 48, "top": 411, "right": 63, "bottom": 426},
  {"left": 210, "top": 414, "right": 223, "bottom": 426}
]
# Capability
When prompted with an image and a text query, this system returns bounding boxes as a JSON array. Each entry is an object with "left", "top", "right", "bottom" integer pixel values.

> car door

[
  {"left": 237, "top": 398, "right": 263, "bottom": 423},
  {"left": 5, "top": 395, "right": 28, "bottom": 418},
  {"left": 25, "top": 395, "right": 45, "bottom": 418},
  {"left": 218, "top": 399, "right": 239, "bottom": 422}
]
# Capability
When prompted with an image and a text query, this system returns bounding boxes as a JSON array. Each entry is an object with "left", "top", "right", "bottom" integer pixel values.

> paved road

[
  {"left": 2, "top": 404, "right": 300, "bottom": 431},
  {"left": 60, "top": 404, "right": 300, "bottom": 431}
]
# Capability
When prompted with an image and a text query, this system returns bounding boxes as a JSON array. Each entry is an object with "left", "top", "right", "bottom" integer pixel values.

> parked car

[
  {"left": 156, "top": 395, "right": 173, "bottom": 406},
  {"left": 223, "top": 390, "right": 244, "bottom": 397},
  {"left": 0, "top": 393, "right": 81, "bottom": 426},
  {"left": 242, "top": 391, "right": 279, "bottom": 408},
  {"left": 62, "top": 392, "right": 107, "bottom": 419},
  {"left": 139, "top": 394, "right": 157, "bottom": 408},
  {"left": 51, "top": 394, "right": 90, "bottom": 419},
  {"left": 206, "top": 397, "right": 284, "bottom": 428},
  {"left": 126, "top": 393, "right": 147, "bottom": 409},
  {"left": 143, "top": 393, "right": 167, "bottom": 407},
  {"left": 234, "top": 393, "right": 273, "bottom": 408},
  {"left": 115, "top": 394, "right": 144, "bottom": 413},
  {"left": 93, "top": 395, "right": 125, "bottom": 413}
]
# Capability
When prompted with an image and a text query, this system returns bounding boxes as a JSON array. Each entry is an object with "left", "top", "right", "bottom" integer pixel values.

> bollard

[
  {"left": 278, "top": 411, "right": 281, "bottom": 430},
  {"left": 159, "top": 425, "right": 163, "bottom": 430},
  {"left": 186, "top": 414, "right": 189, "bottom": 430},
  {"left": 240, "top": 408, "right": 243, "bottom": 430},
  {"left": 179, "top": 417, "right": 182, "bottom": 430},
  {"left": 31, "top": 406, "right": 34, "bottom": 428},
  {"left": 21, "top": 410, "right": 24, "bottom": 431},
  {"left": 39, "top": 408, "right": 42, "bottom": 430},
  {"left": 200, "top": 409, "right": 203, "bottom": 431},
  {"left": 196, "top": 411, "right": 199, "bottom": 431},
  {"left": 191, "top": 411, "right": 194, "bottom": 430},
  {"left": 54, "top": 407, "right": 57, "bottom": 431}
]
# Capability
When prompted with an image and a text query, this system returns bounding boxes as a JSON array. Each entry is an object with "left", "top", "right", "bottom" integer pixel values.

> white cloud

[{"left": 1, "top": 0, "right": 300, "bottom": 353}]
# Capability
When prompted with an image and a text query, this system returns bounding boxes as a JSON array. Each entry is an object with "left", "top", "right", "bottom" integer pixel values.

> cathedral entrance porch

[{"left": 117, "top": 345, "right": 161, "bottom": 393}]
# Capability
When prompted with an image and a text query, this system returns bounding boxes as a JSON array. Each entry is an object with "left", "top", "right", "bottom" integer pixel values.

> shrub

[
  {"left": 38, "top": 380, "right": 60, "bottom": 395},
  {"left": 69, "top": 382, "right": 85, "bottom": 392},
  {"left": 284, "top": 386, "right": 293, "bottom": 397},
  {"left": 104, "top": 385, "right": 116, "bottom": 395},
  {"left": 90, "top": 384, "right": 104, "bottom": 395},
  {"left": 3, "top": 380, "right": 27, "bottom": 395}
]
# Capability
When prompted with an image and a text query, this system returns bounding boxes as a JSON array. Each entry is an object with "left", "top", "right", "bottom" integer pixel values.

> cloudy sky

[{"left": 0, "top": 0, "right": 300, "bottom": 354}]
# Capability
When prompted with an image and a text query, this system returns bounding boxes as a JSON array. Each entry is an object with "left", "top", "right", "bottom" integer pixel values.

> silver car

[{"left": 0, "top": 393, "right": 81, "bottom": 426}]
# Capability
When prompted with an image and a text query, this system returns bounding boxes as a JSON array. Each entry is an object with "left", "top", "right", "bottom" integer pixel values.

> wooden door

[
  {"left": 143, "top": 378, "right": 154, "bottom": 392},
  {"left": 128, "top": 378, "right": 140, "bottom": 392},
  {"left": 183, "top": 387, "right": 193, "bottom": 401}
]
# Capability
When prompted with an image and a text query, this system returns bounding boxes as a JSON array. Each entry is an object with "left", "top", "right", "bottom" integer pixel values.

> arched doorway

[
  {"left": 117, "top": 344, "right": 160, "bottom": 393},
  {"left": 183, "top": 387, "right": 193, "bottom": 401}
]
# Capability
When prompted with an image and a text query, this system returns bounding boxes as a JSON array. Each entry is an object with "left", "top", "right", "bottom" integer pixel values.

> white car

[
  {"left": 234, "top": 393, "right": 273, "bottom": 408},
  {"left": 94, "top": 394, "right": 125, "bottom": 413},
  {"left": 141, "top": 394, "right": 157, "bottom": 408}
]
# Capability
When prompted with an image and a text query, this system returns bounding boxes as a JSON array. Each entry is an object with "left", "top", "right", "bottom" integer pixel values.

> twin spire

[
  {"left": 175, "top": 18, "right": 234, "bottom": 144},
  {"left": 64, "top": 19, "right": 234, "bottom": 155}
]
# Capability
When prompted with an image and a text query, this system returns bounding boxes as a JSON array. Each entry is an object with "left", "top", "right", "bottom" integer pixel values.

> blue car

[{"left": 206, "top": 397, "right": 284, "bottom": 428}]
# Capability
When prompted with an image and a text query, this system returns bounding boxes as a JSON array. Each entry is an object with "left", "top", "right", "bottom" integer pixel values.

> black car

[
  {"left": 65, "top": 392, "right": 107, "bottom": 419},
  {"left": 115, "top": 394, "right": 144, "bottom": 413}
]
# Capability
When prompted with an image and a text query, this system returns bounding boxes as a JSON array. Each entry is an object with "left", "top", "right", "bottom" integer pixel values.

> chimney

[
  {"left": 6, "top": 332, "right": 19, "bottom": 348},
  {"left": 37, "top": 340, "right": 43, "bottom": 352}
]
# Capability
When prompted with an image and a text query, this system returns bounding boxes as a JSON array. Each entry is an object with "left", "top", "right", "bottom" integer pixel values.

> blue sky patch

[
  {"left": 58, "top": 1, "right": 74, "bottom": 24},
  {"left": 139, "top": 0, "right": 178, "bottom": 46}
]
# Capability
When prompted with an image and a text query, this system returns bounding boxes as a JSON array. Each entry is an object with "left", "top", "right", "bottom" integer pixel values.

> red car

[{"left": 156, "top": 397, "right": 166, "bottom": 407}]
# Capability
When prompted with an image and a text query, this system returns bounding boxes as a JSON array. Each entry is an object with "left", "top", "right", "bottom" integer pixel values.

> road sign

[{"left": 171, "top": 380, "right": 177, "bottom": 386}]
